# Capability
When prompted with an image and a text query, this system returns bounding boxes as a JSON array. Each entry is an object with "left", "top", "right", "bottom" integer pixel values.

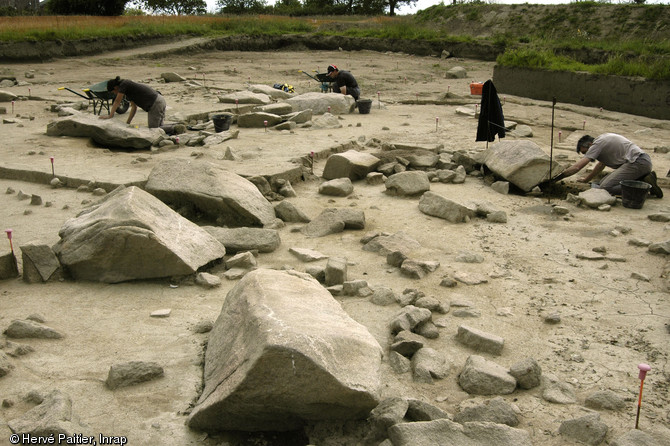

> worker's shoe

[{"left": 642, "top": 171, "right": 663, "bottom": 198}]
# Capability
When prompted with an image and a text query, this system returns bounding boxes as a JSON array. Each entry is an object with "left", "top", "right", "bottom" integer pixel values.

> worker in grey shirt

[{"left": 557, "top": 133, "right": 662, "bottom": 198}]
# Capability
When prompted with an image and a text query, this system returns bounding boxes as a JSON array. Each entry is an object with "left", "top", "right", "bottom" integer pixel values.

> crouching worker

[
  {"left": 326, "top": 65, "right": 360, "bottom": 101},
  {"left": 555, "top": 133, "right": 662, "bottom": 198},
  {"left": 99, "top": 76, "right": 184, "bottom": 135}
]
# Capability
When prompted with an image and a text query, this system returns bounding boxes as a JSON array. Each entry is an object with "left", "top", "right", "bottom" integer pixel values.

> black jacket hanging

[{"left": 476, "top": 80, "right": 506, "bottom": 142}]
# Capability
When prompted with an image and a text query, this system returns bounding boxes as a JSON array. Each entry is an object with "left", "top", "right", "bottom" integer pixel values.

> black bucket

[
  {"left": 212, "top": 114, "right": 232, "bottom": 132},
  {"left": 357, "top": 99, "right": 372, "bottom": 114},
  {"left": 620, "top": 180, "right": 651, "bottom": 209}
]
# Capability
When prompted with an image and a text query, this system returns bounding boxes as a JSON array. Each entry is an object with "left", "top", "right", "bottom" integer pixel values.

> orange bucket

[{"left": 469, "top": 82, "right": 484, "bottom": 95}]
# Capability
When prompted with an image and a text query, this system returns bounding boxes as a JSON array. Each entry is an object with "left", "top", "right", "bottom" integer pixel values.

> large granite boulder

[
  {"left": 481, "top": 140, "right": 563, "bottom": 192},
  {"left": 46, "top": 112, "right": 162, "bottom": 150},
  {"left": 188, "top": 269, "right": 382, "bottom": 432},
  {"left": 145, "top": 159, "right": 276, "bottom": 227},
  {"left": 285, "top": 92, "right": 355, "bottom": 115},
  {"left": 322, "top": 150, "right": 381, "bottom": 181},
  {"left": 53, "top": 186, "right": 225, "bottom": 283},
  {"left": 218, "top": 90, "right": 272, "bottom": 105}
]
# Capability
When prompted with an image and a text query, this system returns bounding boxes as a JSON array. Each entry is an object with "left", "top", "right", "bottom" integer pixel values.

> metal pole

[{"left": 548, "top": 97, "right": 557, "bottom": 203}]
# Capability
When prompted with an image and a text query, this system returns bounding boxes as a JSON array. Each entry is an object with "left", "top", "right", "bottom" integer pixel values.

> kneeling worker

[
  {"left": 327, "top": 65, "right": 360, "bottom": 101},
  {"left": 556, "top": 133, "right": 662, "bottom": 198}
]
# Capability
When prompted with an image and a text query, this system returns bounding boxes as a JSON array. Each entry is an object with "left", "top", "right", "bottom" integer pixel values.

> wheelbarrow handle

[{"left": 58, "top": 86, "right": 90, "bottom": 100}]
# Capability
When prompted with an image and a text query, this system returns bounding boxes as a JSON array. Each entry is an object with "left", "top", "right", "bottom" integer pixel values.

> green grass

[
  {"left": 497, "top": 48, "right": 670, "bottom": 81},
  {"left": 2, "top": 3, "right": 669, "bottom": 80}
]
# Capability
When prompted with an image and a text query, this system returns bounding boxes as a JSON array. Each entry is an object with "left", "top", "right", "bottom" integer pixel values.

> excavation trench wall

[{"left": 493, "top": 65, "right": 670, "bottom": 121}]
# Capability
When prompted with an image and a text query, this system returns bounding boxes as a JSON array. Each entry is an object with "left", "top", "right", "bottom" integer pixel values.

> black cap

[{"left": 327, "top": 64, "right": 337, "bottom": 73}]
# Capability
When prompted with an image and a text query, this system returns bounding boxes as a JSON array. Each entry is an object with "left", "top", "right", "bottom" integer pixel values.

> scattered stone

[
  {"left": 411, "top": 347, "right": 450, "bottom": 383},
  {"left": 631, "top": 271, "right": 650, "bottom": 281},
  {"left": 192, "top": 320, "right": 214, "bottom": 334},
  {"left": 458, "top": 355, "right": 517, "bottom": 395},
  {"left": 648, "top": 240, "right": 670, "bottom": 255},
  {"left": 452, "top": 307, "right": 482, "bottom": 318},
  {"left": 389, "top": 305, "right": 432, "bottom": 335},
  {"left": 388, "top": 350, "right": 411, "bottom": 374},
  {"left": 453, "top": 396, "right": 519, "bottom": 426},
  {"left": 195, "top": 272, "right": 221, "bottom": 288},
  {"left": 225, "top": 251, "right": 257, "bottom": 270},
  {"left": 445, "top": 66, "right": 467, "bottom": 79},
  {"left": 610, "top": 429, "right": 659, "bottom": 446},
  {"left": 390, "top": 330, "right": 426, "bottom": 357},
  {"left": 370, "top": 287, "right": 398, "bottom": 306},
  {"left": 385, "top": 171, "right": 430, "bottom": 196},
  {"left": 150, "top": 309, "right": 171, "bottom": 318},
  {"left": 367, "top": 397, "right": 409, "bottom": 441},
  {"left": 542, "top": 374, "right": 577, "bottom": 404},
  {"left": 388, "top": 418, "right": 532, "bottom": 446},
  {"left": 455, "top": 325, "right": 504, "bottom": 355},
  {"left": 647, "top": 212, "right": 670, "bottom": 222},
  {"left": 322, "top": 150, "right": 380, "bottom": 181},
  {"left": 544, "top": 313, "right": 561, "bottom": 324},
  {"left": 274, "top": 201, "right": 311, "bottom": 223},
  {"left": 491, "top": 181, "right": 509, "bottom": 195},
  {"left": 325, "top": 257, "right": 347, "bottom": 286},
  {"left": 400, "top": 259, "right": 439, "bottom": 279},
  {"left": 453, "top": 271, "right": 488, "bottom": 285},
  {"left": 204, "top": 227, "right": 280, "bottom": 254},
  {"left": 585, "top": 390, "right": 626, "bottom": 411},
  {"left": 3, "top": 319, "right": 63, "bottom": 339},
  {"left": 20, "top": 242, "right": 62, "bottom": 283},
  {"left": 7, "top": 390, "right": 85, "bottom": 436},
  {"left": 558, "top": 412, "right": 608, "bottom": 446},
  {"left": 509, "top": 357, "right": 542, "bottom": 389},
  {"left": 319, "top": 177, "right": 354, "bottom": 197},
  {"left": 105, "top": 361, "right": 164, "bottom": 390}
]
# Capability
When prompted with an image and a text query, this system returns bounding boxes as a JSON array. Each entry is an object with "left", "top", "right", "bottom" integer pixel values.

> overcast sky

[{"left": 204, "top": 0, "right": 668, "bottom": 15}]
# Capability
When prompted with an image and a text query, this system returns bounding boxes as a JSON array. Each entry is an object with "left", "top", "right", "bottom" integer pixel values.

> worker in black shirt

[
  {"left": 326, "top": 65, "right": 360, "bottom": 101},
  {"left": 100, "top": 76, "right": 184, "bottom": 134}
]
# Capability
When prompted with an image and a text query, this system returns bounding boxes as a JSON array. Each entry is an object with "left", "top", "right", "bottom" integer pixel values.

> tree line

[{"left": 2, "top": 0, "right": 422, "bottom": 16}]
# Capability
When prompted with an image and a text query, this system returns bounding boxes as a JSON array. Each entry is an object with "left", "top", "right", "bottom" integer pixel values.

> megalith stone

[
  {"left": 187, "top": 269, "right": 382, "bottom": 432},
  {"left": 53, "top": 186, "right": 226, "bottom": 283},
  {"left": 248, "top": 84, "right": 293, "bottom": 100},
  {"left": 145, "top": 159, "right": 276, "bottom": 227},
  {"left": 481, "top": 140, "right": 563, "bottom": 192},
  {"left": 237, "top": 112, "right": 282, "bottom": 128},
  {"left": 46, "top": 112, "right": 162, "bottom": 150},
  {"left": 322, "top": 150, "right": 381, "bottom": 181},
  {"left": 218, "top": 90, "right": 272, "bottom": 105},
  {"left": 419, "top": 191, "right": 477, "bottom": 223},
  {"left": 285, "top": 92, "right": 355, "bottom": 115}
]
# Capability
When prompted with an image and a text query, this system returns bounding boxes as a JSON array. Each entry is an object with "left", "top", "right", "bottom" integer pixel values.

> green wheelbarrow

[
  {"left": 298, "top": 70, "right": 334, "bottom": 93},
  {"left": 58, "top": 80, "right": 130, "bottom": 115}
]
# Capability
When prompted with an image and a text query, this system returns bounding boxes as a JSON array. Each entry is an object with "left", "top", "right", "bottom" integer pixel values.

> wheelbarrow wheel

[{"left": 116, "top": 99, "right": 130, "bottom": 115}]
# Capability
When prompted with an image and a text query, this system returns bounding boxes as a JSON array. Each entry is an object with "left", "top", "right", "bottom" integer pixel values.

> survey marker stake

[
  {"left": 5, "top": 229, "right": 13, "bottom": 254},
  {"left": 635, "top": 363, "right": 651, "bottom": 429}
]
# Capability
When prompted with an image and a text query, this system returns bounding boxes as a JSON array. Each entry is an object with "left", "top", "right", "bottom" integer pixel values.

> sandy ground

[{"left": 1, "top": 40, "right": 670, "bottom": 446}]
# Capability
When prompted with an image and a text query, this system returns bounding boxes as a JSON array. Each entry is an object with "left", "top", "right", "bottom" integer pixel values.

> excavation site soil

[{"left": 1, "top": 37, "right": 669, "bottom": 445}]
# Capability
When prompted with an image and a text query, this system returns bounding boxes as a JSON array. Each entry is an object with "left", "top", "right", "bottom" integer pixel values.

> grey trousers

[
  {"left": 148, "top": 94, "right": 166, "bottom": 128},
  {"left": 598, "top": 153, "right": 652, "bottom": 195}
]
